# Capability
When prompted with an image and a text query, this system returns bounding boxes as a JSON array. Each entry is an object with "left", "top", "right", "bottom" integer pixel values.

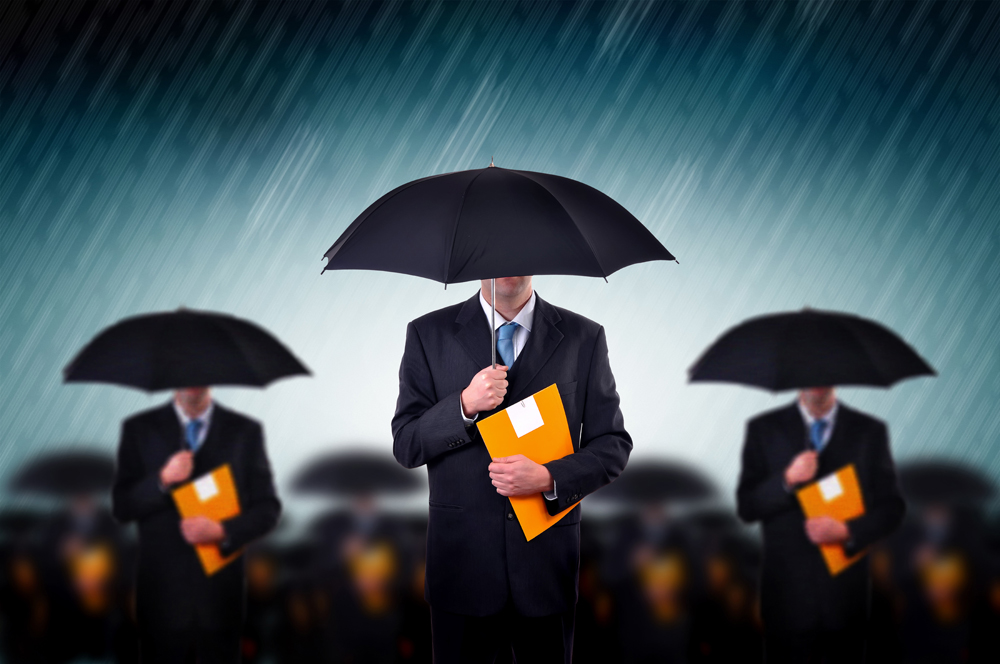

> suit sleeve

[
  {"left": 844, "top": 421, "right": 906, "bottom": 556},
  {"left": 220, "top": 422, "right": 281, "bottom": 556},
  {"left": 736, "top": 419, "right": 798, "bottom": 523},
  {"left": 111, "top": 418, "right": 173, "bottom": 523},
  {"left": 392, "top": 321, "right": 475, "bottom": 469},
  {"left": 542, "top": 326, "right": 632, "bottom": 515}
]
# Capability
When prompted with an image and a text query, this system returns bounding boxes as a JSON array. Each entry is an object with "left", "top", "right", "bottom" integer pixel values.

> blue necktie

[
  {"left": 186, "top": 419, "right": 204, "bottom": 452},
  {"left": 496, "top": 322, "right": 520, "bottom": 367},
  {"left": 810, "top": 419, "right": 828, "bottom": 452}
]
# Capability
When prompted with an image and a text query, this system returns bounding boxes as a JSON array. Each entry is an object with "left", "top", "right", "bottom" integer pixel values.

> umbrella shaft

[{"left": 491, "top": 278, "right": 496, "bottom": 369}]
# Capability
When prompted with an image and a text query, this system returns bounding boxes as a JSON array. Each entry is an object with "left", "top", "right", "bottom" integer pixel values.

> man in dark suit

[
  {"left": 736, "top": 387, "right": 906, "bottom": 663},
  {"left": 112, "top": 386, "right": 281, "bottom": 664},
  {"left": 392, "top": 276, "right": 632, "bottom": 663}
]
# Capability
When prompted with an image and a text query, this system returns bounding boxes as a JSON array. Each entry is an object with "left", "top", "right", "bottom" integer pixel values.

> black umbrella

[
  {"left": 592, "top": 460, "right": 716, "bottom": 504},
  {"left": 688, "top": 308, "right": 935, "bottom": 391},
  {"left": 292, "top": 451, "right": 422, "bottom": 498},
  {"left": 322, "top": 163, "right": 675, "bottom": 365},
  {"left": 64, "top": 308, "right": 310, "bottom": 391},
  {"left": 897, "top": 460, "right": 995, "bottom": 506},
  {"left": 10, "top": 450, "right": 115, "bottom": 497}
]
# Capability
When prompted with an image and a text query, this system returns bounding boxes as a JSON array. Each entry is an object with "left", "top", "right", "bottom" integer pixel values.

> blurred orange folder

[
  {"left": 796, "top": 464, "right": 866, "bottom": 576},
  {"left": 477, "top": 383, "right": 578, "bottom": 541},
  {"left": 171, "top": 464, "right": 242, "bottom": 576}
]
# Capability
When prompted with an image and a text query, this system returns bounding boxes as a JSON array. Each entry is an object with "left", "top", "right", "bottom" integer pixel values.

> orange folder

[
  {"left": 477, "top": 383, "right": 579, "bottom": 541},
  {"left": 795, "top": 464, "right": 866, "bottom": 576},
  {"left": 171, "top": 464, "right": 242, "bottom": 576}
]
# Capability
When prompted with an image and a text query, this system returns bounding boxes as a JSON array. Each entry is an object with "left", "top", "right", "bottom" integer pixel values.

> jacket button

[{"left": 507, "top": 512, "right": 514, "bottom": 521}]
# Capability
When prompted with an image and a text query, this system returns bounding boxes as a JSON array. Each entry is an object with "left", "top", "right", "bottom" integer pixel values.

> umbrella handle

[{"left": 491, "top": 278, "right": 496, "bottom": 369}]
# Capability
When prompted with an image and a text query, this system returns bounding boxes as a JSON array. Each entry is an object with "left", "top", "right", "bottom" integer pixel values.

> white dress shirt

[
  {"left": 797, "top": 399, "right": 838, "bottom": 450},
  {"left": 459, "top": 291, "right": 555, "bottom": 499},
  {"left": 174, "top": 400, "right": 214, "bottom": 450}
]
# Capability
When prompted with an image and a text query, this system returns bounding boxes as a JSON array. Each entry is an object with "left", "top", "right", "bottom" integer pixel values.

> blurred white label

[
  {"left": 507, "top": 396, "right": 544, "bottom": 438},
  {"left": 818, "top": 474, "right": 843, "bottom": 502},
  {"left": 194, "top": 474, "right": 218, "bottom": 502}
]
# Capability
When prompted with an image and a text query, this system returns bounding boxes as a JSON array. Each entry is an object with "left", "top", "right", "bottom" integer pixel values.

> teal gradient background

[{"left": 1, "top": 0, "right": 998, "bottom": 518}]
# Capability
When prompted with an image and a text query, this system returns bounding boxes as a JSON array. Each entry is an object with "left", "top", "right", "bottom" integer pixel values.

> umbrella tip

[{"left": 489, "top": 156, "right": 494, "bottom": 167}]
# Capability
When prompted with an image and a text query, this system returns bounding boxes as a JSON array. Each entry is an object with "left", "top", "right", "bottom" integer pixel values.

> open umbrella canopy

[
  {"left": 292, "top": 451, "right": 422, "bottom": 498},
  {"left": 64, "top": 308, "right": 310, "bottom": 392},
  {"left": 689, "top": 308, "right": 935, "bottom": 391},
  {"left": 897, "top": 460, "right": 995, "bottom": 506},
  {"left": 322, "top": 165, "right": 675, "bottom": 284},
  {"left": 593, "top": 460, "right": 716, "bottom": 504},
  {"left": 10, "top": 450, "right": 115, "bottom": 497}
]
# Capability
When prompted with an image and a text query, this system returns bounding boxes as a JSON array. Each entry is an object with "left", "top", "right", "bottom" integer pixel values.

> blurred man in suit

[
  {"left": 112, "top": 386, "right": 281, "bottom": 664},
  {"left": 736, "top": 387, "right": 906, "bottom": 663},
  {"left": 393, "top": 276, "right": 632, "bottom": 663}
]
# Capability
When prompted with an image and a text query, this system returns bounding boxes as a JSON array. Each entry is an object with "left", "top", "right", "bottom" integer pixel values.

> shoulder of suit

[
  {"left": 408, "top": 299, "right": 468, "bottom": 330},
  {"left": 211, "top": 403, "right": 263, "bottom": 431},
  {"left": 545, "top": 301, "right": 601, "bottom": 335},
  {"left": 747, "top": 402, "right": 799, "bottom": 428},
  {"left": 836, "top": 403, "right": 887, "bottom": 431},
  {"left": 122, "top": 402, "right": 174, "bottom": 427}
]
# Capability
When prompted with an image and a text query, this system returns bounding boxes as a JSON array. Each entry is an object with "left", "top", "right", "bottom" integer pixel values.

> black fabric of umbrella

[
  {"left": 322, "top": 164, "right": 675, "bottom": 365},
  {"left": 63, "top": 309, "right": 310, "bottom": 391},
  {"left": 10, "top": 451, "right": 115, "bottom": 497},
  {"left": 591, "top": 460, "right": 716, "bottom": 504},
  {"left": 688, "top": 309, "right": 935, "bottom": 391},
  {"left": 292, "top": 451, "right": 422, "bottom": 497},
  {"left": 897, "top": 460, "right": 995, "bottom": 506}
]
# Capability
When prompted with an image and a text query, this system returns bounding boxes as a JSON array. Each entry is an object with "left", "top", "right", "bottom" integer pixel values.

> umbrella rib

[
  {"left": 505, "top": 169, "right": 609, "bottom": 278},
  {"left": 324, "top": 170, "right": 462, "bottom": 268},
  {"left": 443, "top": 169, "right": 487, "bottom": 284}
]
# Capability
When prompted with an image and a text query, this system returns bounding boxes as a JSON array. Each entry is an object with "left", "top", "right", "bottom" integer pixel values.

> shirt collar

[
  {"left": 478, "top": 290, "right": 535, "bottom": 333},
  {"left": 798, "top": 399, "right": 838, "bottom": 428},
  {"left": 174, "top": 400, "right": 214, "bottom": 429}
]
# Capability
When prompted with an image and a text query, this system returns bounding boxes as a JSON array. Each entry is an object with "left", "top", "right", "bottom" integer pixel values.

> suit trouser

[
  {"left": 430, "top": 602, "right": 575, "bottom": 664},
  {"left": 765, "top": 626, "right": 866, "bottom": 664},
  {"left": 140, "top": 627, "right": 241, "bottom": 664}
]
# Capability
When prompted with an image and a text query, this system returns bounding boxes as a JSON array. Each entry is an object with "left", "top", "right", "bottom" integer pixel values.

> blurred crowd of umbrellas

[{"left": 3, "top": 445, "right": 1000, "bottom": 663}]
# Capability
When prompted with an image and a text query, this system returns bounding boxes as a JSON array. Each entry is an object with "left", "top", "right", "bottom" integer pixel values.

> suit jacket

[
  {"left": 736, "top": 402, "right": 905, "bottom": 633},
  {"left": 392, "top": 292, "right": 632, "bottom": 617},
  {"left": 111, "top": 402, "right": 281, "bottom": 631}
]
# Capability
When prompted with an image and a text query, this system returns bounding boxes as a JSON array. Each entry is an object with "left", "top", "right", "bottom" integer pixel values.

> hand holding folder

[
  {"left": 171, "top": 464, "right": 242, "bottom": 575},
  {"left": 795, "top": 463, "right": 866, "bottom": 576},
  {"left": 477, "top": 384, "right": 578, "bottom": 541}
]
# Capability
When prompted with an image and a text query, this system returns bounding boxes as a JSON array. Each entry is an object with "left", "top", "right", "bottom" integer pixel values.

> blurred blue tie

[
  {"left": 497, "top": 322, "right": 520, "bottom": 367},
  {"left": 810, "top": 419, "right": 828, "bottom": 452},
  {"left": 186, "top": 419, "right": 204, "bottom": 452}
]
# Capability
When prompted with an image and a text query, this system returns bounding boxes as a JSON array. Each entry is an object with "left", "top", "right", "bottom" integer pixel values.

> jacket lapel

[
  {"left": 154, "top": 402, "right": 184, "bottom": 455},
  {"left": 453, "top": 293, "right": 494, "bottom": 371},
  {"left": 505, "top": 294, "right": 563, "bottom": 404},
  {"left": 193, "top": 405, "right": 228, "bottom": 474}
]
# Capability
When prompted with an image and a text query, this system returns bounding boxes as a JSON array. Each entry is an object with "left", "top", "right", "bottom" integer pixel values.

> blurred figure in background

[
  {"left": 292, "top": 450, "right": 424, "bottom": 663},
  {"left": 890, "top": 461, "right": 997, "bottom": 664},
  {"left": 606, "top": 503, "right": 700, "bottom": 663},
  {"left": 112, "top": 386, "right": 281, "bottom": 664},
  {"left": 594, "top": 461, "right": 717, "bottom": 663},
  {"left": 687, "top": 510, "right": 763, "bottom": 663},
  {"left": 737, "top": 387, "right": 906, "bottom": 663},
  {"left": 0, "top": 512, "right": 49, "bottom": 664},
  {"left": 7, "top": 450, "right": 129, "bottom": 663}
]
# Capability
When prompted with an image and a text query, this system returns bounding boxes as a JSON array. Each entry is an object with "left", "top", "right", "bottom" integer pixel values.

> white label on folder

[
  {"left": 194, "top": 474, "right": 219, "bottom": 502},
  {"left": 818, "top": 474, "right": 843, "bottom": 502},
  {"left": 507, "top": 395, "right": 545, "bottom": 438}
]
